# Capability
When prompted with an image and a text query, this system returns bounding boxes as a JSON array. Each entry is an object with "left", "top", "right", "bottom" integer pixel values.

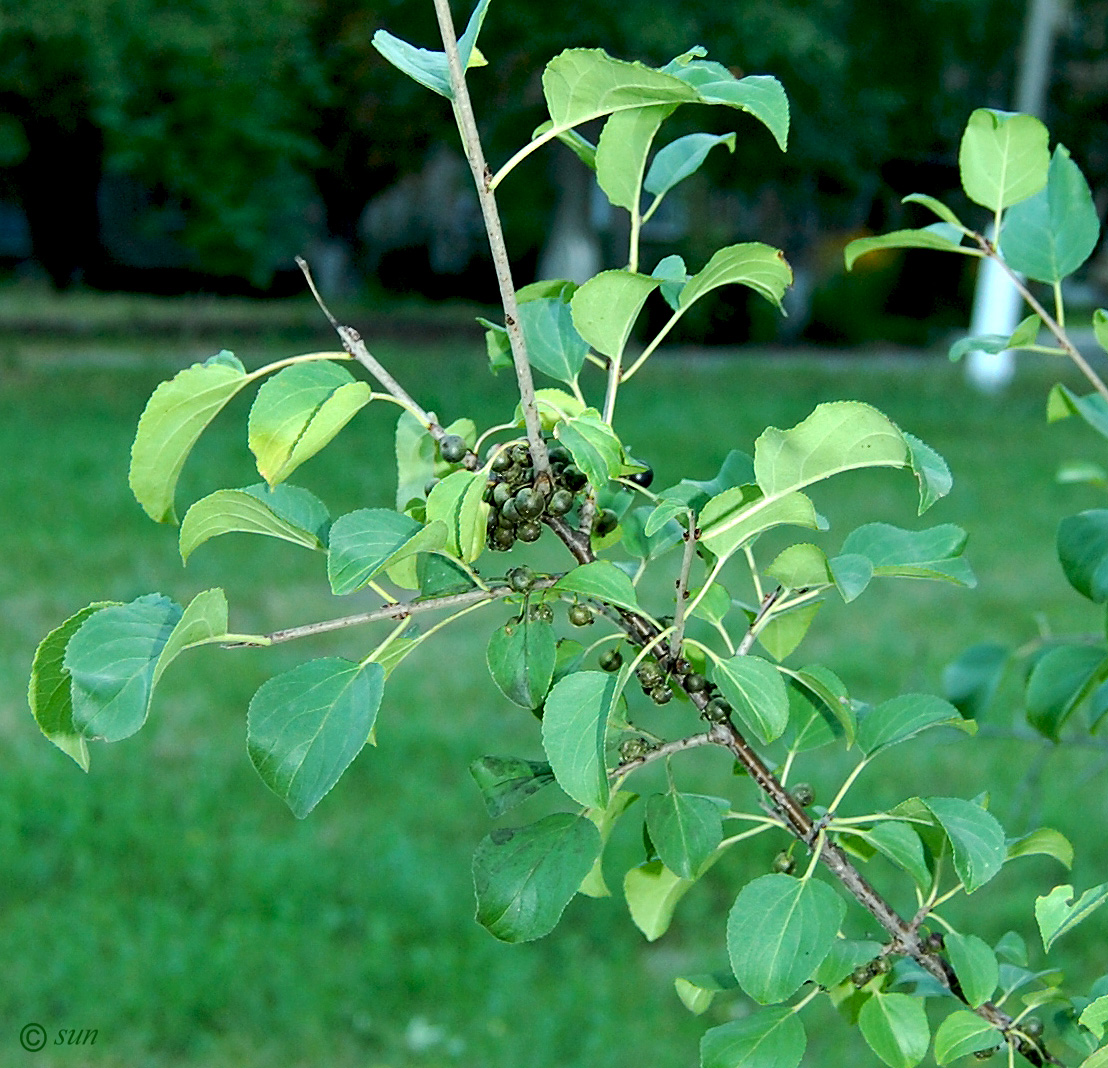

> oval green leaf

[
  {"left": 541, "top": 670, "right": 618, "bottom": 810},
  {"left": 923, "top": 796, "right": 1007, "bottom": 894},
  {"left": 473, "top": 812, "right": 600, "bottom": 943},
  {"left": 486, "top": 617, "right": 556, "bottom": 710},
  {"left": 933, "top": 1010, "right": 1003, "bottom": 1065},
  {"left": 552, "top": 559, "right": 641, "bottom": 612},
  {"left": 857, "top": 693, "right": 972, "bottom": 757},
  {"left": 624, "top": 859, "right": 696, "bottom": 941},
  {"left": 426, "top": 469, "right": 490, "bottom": 563},
  {"left": 1058, "top": 510, "right": 1108, "bottom": 603},
  {"left": 645, "top": 791, "right": 724, "bottom": 879},
  {"left": 1026, "top": 643, "right": 1108, "bottom": 739},
  {"left": 700, "top": 1007, "right": 806, "bottom": 1068},
  {"left": 518, "top": 297, "right": 590, "bottom": 386},
  {"left": 711, "top": 654, "right": 790, "bottom": 744},
  {"left": 247, "top": 657, "right": 384, "bottom": 819},
  {"left": 645, "top": 132, "right": 736, "bottom": 199},
  {"left": 328, "top": 509, "right": 448, "bottom": 595},
  {"left": 958, "top": 108, "right": 1049, "bottom": 211},
  {"left": 1035, "top": 882, "right": 1108, "bottom": 952},
  {"left": 945, "top": 932, "right": 999, "bottom": 1008},
  {"left": 680, "top": 242, "right": 792, "bottom": 313},
  {"left": 858, "top": 991, "right": 930, "bottom": 1068},
  {"left": 570, "top": 269, "right": 660, "bottom": 360}
]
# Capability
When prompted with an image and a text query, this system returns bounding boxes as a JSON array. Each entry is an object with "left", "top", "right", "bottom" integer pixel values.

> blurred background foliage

[{"left": 0, "top": 0, "right": 1105, "bottom": 342}]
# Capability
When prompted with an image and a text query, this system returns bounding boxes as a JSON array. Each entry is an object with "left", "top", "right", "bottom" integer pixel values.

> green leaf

[
  {"left": 247, "top": 657, "right": 384, "bottom": 818},
  {"left": 942, "top": 643, "right": 1009, "bottom": 719},
  {"left": 711, "top": 655, "right": 790, "bottom": 744},
  {"left": 1096, "top": 308, "right": 1108, "bottom": 355},
  {"left": 416, "top": 552, "right": 477, "bottom": 597},
  {"left": 674, "top": 971, "right": 738, "bottom": 1016},
  {"left": 542, "top": 670, "right": 618, "bottom": 810},
  {"left": 152, "top": 588, "right": 229, "bottom": 690},
  {"left": 469, "top": 756, "right": 556, "bottom": 819},
  {"left": 554, "top": 408, "right": 627, "bottom": 492},
  {"left": 784, "top": 685, "right": 840, "bottom": 753},
  {"left": 652, "top": 254, "right": 689, "bottom": 311},
  {"left": 953, "top": 313, "right": 1045, "bottom": 363},
  {"left": 580, "top": 789, "right": 638, "bottom": 898},
  {"left": 28, "top": 602, "right": 119, "bottom": 770},
  {"left": 838, "top": 523, "right": 975, "bottom": 589},
  {"left": 905, "top": 433, "right": 953, "bottom": 515},
  {"left": 902, "top": 193, "right": 970, "bottom": 230},
  {"left": 1007, "top": 827, "right": 1074, "bottom": 869},
  {"left": 664, "top": 61, "right": 789, "bottom": 150},
  {"left": 758, "top": 604, "right": 821, "bottom": 662},
  {"left": 129, "top": 351, "right": 250, "bottom": 523},
  {"left": 755, "top": 402, "right": 909, "bottom": 498},
  {"left": 1036, "top": 882, "right": 1108, "bottom": 952},
  {"left": 829, "top": 554, "right": 874, "bottom": 602},
  {"left": 371, "top": 0, "right": 490, "bottom": 98},
  {"left": 699, "top": 486, "right": 820, "bottom": 562},
  {"left": 727, "top": 875, "right": 845, "bottom": 1004},
  {"left": 958, "top": 108, "right": 1050, "bottom": 211},
  {"left": 660, "top": 449, "right": 755, "bottom": 512},
  {"left": 1026, "top": 643, "right": 1108, "bottom": 739},
  {"left": 858, "top": 992, "right": 930, "bottom": 1068},
  {"left": 486, "top": 617, "right": 556, "bottom": 709},
  {"left": 680, "top": 242, "right": 792, "bottom": 313},
  {"left": 923, "top": 796, "right": 1007, "bottom": 893},
  {"left": 596, "top": 104, "right": 675, "bottom": 211},
  {"left": 1079, "top": 1047, "right": 1108, "bottom": 1068},
  {"left": 64, "top": 594, "right": 182, "bottom": 742},
  {"left": 624, "top": 859, "right": 695, "bottom": 941},
  {"left": 700, "top": 1008, "right": 806, "bottom": 1068},
  {"left": 813, "top": 939, "right": 884, "bottom": 989},
  {"left": 933, "top": 1011, "right": 1003, "bottom": 1064},
  {"left": 1047, "top": 384, "right": 1108, "bottom": 440},
  {"left": 858, "top": 694, "right": 972, "bottom": 757},
  {"left": 690, "top": 582, "right": 733, "bottom": 627},
  {"left": 1079, "top": 995, "right": 1108, "bottom": 1041},
  {"left": 518, "top": 297, "right": 590, "bottom": 386},
  {"left": 1059, "top": 511, "right": 1108, "bottom": 603},
  {"left": 766, "top": 544, "right": 833, "bottom": 589},
  {"left": 180, "top": 484, "right": 330, "bottom": 562},
  {"left": 473, "top": 813, "right": 600, "bottom": 943},
  {"left": 646, "top": 791, "right": 724, "bottom": 878},
  {"left": 518, "top": 387, "right": 588, "bottom": 433},
  {"left": 552, "top": 559, "right": 641, "bottom": 612},
  {"left": 1000, "top": 144, "right": 1100, "bottom": 283},
  {"left": 248, "top": 361, "right": 371, "bottom": 486},
  {"left": 570, "top": 270, "right": 660, "bottom": 359},
  {"left": 782, "top": 664, "right": 856, "bottom": 745},
  {"left": 645, "top": 132, "right": 735, "bottom": 198},
  {"left": 395, "top": 410, "right": 436, "bottom": 509},
  {"left": 945, "top": 932, "right": 999, "bottom": 1007},
  {"left": 621, "top": 505, "right": 684, "bottom": 560},
  {"left": 425, "top": 469, "right": 490, "bottom": 563},
  {"left": 844, "top": 224, "right": 967, "bottom": 271},
  {"left": 328, "top": 509, "right": 447, "bottom": 595},
  {"left": 860, "top": 822, "right": 931, "bottom": 890}
]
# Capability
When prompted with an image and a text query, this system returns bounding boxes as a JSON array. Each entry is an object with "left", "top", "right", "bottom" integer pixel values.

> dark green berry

[
  {"left": 672, "top": 657, "right": 692, "bottom": 676},
  {"left": 594, "top": 509, "right": 618, "bottom": 536},
  {"left": 627, "top": 465, "right": 654, "bottom": 488},
  {"left": 547, "top": 488, "right": 575, "bottom": 516},
  {"left": 619, "top": 737, "right": 649, "bottom": 761},
  {"left": 500, "top": 499, "right": 522, "bottom": 524},
  {"left": 568, "top": 603, "right": 593, "bottom": 626},
  {"left": 683, "top": 672, "right": 708, "bottom": 694},
  {"left": 972, "top": 1050, "right": 999, "bottom": 1061},
  {"left": 548, "top": 444, "right": 571, "bottom": 466},
  {"left": 424, "top": 477, "right": 440, "bottom": 495},
  {"left": 491, "top": 450, "right": 513, "bottom": 473},
  {"left": 649, "top": 684, "right": 672, "bottom": 705},
  {"left": 599, "top": 648, "right": 624, "bottom": 672},
  {"left": 561, "top": 465, "right": 587, "bottom": 491},
  {"left": 510, "top": 444, "right": 530, "bottom": 464},
  {"left": 636, "top": 661, "right": 664, "bottom": 688},
  {"left": 517, "top": 520, "right": 542, "bottom": 543},
  {"left": 851, "top": 965, "right": 873, "bottom": 988},
  {"left": 515, "top": 487, "right": 544, "bottom": 519},
  {"left": 771, "top": 850, "right": 796, "bottom": 875},
  {"left": 529, "top": 603, "right": 554, "bottom": 624},
  {"left": 440, "top": 434, "right": 468, "bottom": 463},
  {"left": 791, "top": 783, "right": 815, "bottom": 807},
  {"left": 704, "top": 697, "right": 732, "bottom": 723},
  {"left": 507, "top": 566, "right": 535, "bottom": 593},
  {"left": 491, "top": 528, "right": 515, "bottom": 551},
  {"left": 492, "top": 481, "right": 513, "bottom": 507}
]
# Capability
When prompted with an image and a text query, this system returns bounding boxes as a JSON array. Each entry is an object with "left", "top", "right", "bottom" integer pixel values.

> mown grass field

[{"left": 3, "top": 329, "right": 1108, "bottom": 1067}]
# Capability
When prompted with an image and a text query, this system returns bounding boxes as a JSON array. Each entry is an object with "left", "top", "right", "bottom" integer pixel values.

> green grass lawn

[{"left": 3, "top": 333, "right": 1108, "bottom": 1066}]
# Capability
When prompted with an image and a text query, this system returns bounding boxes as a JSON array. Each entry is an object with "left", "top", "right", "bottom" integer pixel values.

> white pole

[{"left": 966, "top": 0, "right": 1060, "bottom": 391}]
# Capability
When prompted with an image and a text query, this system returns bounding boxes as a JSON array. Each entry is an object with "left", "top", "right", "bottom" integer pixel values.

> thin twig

[
  {"left": 668, "top": 515, "right": 699, "bottom": 661},
  {"left": 295, "top": 257, "right": 446, "bottom": 440},
  {"left": 736, "top": 587, "right": 784, "bottom": 655},
  {"left": 609, "top": 731, "right": 714, "bottom": 780},
  {"left": 223, "top": 577, "right": 563, "bottom": 647},
  {"left": 430, "top": 0, "right": 551, "bottom": 482},
  {"left": 973, "top": 235, "right": 1108, "bottom": 405}
]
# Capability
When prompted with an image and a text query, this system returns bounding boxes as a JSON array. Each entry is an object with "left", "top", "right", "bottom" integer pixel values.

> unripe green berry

[
  {"left": 424, "top": 477, "right": 440, "bottom": 495},
  {"left": 636, "top": 661, "right": 664, "bottom": 688},
  {"left": 791, "top": 783, "right": 815, "bottom": 807},
  {"left": 439, "top": 434, "right": 468, "bottom": 463},
  {"left": 491, "top": 528, "right": 515, "bottom": 550},
  {"left": 507, "top": 566, "right": 535, "bottom": 593},
  {"left": 492, "top": 481, "right": 513, "bottom": 507},
  {"left": 515, "top": 487, "right": 544, "bottom": 519},
  {"left": 500, "top": 499, "right": 522, "bottom": 524},
  {"left": 619, "top": 737, "right": 649, "bottom": 761},
  {"left": 851, "top": 965, "right": 873, "bottom": 988},
  {"left": 683, "top": 672, "right": 708, "bottom": 694},
  {"left": 568, "top": 603, "right": 593, "bottom": 626},
  {"left": 517, "top": 520, "right": 542, "bottom": 543},
  {"left": 599, "top": 648, "right": 623, "bottom": 672},
  {"left": 561, "top": 464, "right": 587, "bottom": 490},
  {"left": 704, "top": 697, "right": 732, "bottom": 723},
  {"left": 510, "top": 444, "right": 530, "bottom": 464},
  {"left": 548, "top": 444, "right": 571, "bottom": 466},
  {"left": 771, "top": 850, "right": 795, "bottom": 875},
  {"left": 649, "top": 684, "right": 672, "bottom": 705},
  {"left": 547, "top": 488, "right": 575, "bottom": 515},
  {"left": 673, "top": 657, "right": 692, "bottom": 676},
  {"left": 491, "top": 450, "right": 513, "bottom": 473},
  {"left": 594, "top": 509, "right": 618, "bottom": 536},
  {"left": 529, "top": 603, "right": 554, "bottom": 624}
]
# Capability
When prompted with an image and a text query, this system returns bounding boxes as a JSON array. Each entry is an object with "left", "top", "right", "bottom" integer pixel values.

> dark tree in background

[{"left": 0, "top": 0, "right": 1101, "bottom": 329}]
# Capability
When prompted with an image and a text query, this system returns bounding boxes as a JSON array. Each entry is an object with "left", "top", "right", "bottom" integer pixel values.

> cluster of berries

[{"left": 481, "top": 440, "right": 585, "bottom": 551}]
